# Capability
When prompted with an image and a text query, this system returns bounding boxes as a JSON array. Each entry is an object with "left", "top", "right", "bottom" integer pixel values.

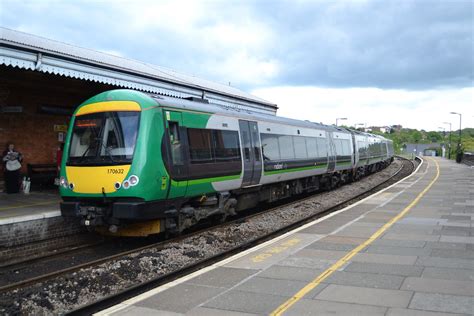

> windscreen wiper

[
  {"left": 100, "top": 141, "right": 117, "bottom": 163},
  {"left": 77, "top": 136, "right": 100, "bottom": 164}
]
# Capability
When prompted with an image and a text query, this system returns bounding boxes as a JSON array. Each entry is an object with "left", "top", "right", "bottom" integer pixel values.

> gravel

[{"left": 0, "top": 159, "right": 407, "bottom": 315}]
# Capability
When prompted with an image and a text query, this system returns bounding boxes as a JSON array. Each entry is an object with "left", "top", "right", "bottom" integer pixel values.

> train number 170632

[{"left": 107, "top": 168, "right": 124, "bottom": 174}]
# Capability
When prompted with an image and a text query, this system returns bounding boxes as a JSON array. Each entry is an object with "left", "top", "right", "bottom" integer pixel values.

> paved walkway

[
  {"left": 101, "top": 157, "right": 474, "bottom": 316},
  {"left": 0, "top": 190, "right": 59, "bottom": 224}
]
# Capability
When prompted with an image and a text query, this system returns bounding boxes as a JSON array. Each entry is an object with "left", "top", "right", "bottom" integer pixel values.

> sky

[{"left": 1, "top": 0, "right": 473, "bottom": 131}]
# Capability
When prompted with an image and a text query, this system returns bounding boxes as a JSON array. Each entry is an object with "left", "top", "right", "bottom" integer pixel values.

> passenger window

[
  {"left": 169, "top": 121, "right": 183, "bottom": 165},
  {"left": 316, "top": 138, "right": 327, "bottom": 157},
  {"left": 341, "top": 139, "right": 351, "bottom": 155},
  {"left": 188, "top": 128, "right": 213, "bottom": 163},
  {"left": 279, "top": 135, "right": 295, "bottom": 159},
  {"left": 187, "top": 128, "right": 241, "bottom": 164},
  {"left": 169, "top": 122, "right": 180, "bottom": 144},
  {"left": 334, "top": 139, "right": 343, "bottom": 155},
  {"left": 213, "top": 130, "right": 241, "bottom": 162},
  {"left": 261, "top": 134, "right": 280, "bottom": 160},
  {"left": 358, "top": 141, "right": 366, "bottom": 157},
  {"left": 306, "top": 137, "right": 318, "bottom": 158},
  {"left": 241, "top": 129, "right": 251, "bottom": 161},
  {"left": 293, "top": 136, "right": 308, "bottom": 159},
  {"left": 250, "top": 125, "right": 261, "bottom": 161}
]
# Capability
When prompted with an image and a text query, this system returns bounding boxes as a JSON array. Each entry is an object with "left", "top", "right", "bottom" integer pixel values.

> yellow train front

[{"left": 59, "top": 90, "right": 170, "bottom": 236}]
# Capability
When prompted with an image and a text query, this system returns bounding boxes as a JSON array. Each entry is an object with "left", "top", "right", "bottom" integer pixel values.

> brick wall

[
  {"left": 0, "top": 67, "right": 114, "bottom": 178},
  {"left": 0, "top": 216, "right": 96, "bottom": 266}
]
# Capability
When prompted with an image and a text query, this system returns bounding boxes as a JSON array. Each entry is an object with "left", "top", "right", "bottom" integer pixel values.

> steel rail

[{"left": 0, "top": 238, "right": 104, "bottom": 269}]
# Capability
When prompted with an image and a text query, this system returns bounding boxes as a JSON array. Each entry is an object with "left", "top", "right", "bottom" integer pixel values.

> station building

[{"left": 0, "top": 28, "right": 277, "bottom": 184}]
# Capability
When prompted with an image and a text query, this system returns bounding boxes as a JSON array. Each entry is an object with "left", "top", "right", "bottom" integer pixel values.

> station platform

[
  {"left": 0, "top": 189, "right": 60, "bottom": 225},
  {"left": 101, "top": 157, "right": 474, "bottom": 316}
]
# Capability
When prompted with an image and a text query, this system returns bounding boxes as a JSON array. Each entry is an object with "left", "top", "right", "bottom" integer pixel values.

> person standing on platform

[{"left": 2, "top": 143, "right": 23, "bottom": 194}]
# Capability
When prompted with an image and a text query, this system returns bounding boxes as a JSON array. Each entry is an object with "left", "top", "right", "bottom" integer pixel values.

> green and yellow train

[{"left": 60, "top": 89, "right": 393, "bottom": 236}]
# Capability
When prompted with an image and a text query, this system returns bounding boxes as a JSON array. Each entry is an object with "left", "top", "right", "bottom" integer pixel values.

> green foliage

[
  {"left": 375, "top": 127, "right": 474, "bottom": 156},
  {"left": 427, "top": 131, "right": 443, "bottom": 143}
]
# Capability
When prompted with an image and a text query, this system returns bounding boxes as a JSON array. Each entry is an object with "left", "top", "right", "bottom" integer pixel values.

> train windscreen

[{"left": 67, "top": 111, "right": 139, "bottom": 165}]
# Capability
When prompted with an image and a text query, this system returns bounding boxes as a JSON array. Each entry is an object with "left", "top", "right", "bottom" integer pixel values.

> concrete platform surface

[
  {"left": 0, "top": 190, "right": 60, "bottom": 225},
  {"left": 99, "top": 157, "right": 473, "bottom": 316}
]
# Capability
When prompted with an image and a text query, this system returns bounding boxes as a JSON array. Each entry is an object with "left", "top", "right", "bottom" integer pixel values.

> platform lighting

[
  {"left": 450, "top": 112, "right": 462, "bottom": 150},
  {"left": 355, "top": 123, "right": 366, "bottom": 131},
  {"left": 443, "top": 122, "right": 452, "bottom": 159},
  {"left": 438, "top": 127, "right": 446, "bottom": 157},
  {"left": 335, "top": 117, "right": 347, "bottom": 127}
]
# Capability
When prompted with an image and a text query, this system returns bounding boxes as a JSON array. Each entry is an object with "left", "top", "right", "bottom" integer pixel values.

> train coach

[{"left": 60, "top": 90, "right": 394, "bottom": 236}]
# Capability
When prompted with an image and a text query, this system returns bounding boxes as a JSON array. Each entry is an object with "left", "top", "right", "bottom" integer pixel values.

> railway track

[
  {"left": 0, "top": 236, "right": 162, "bottom": 288},
  {"left": 1, "top": 157, "right": 416, "bottom": 315}
]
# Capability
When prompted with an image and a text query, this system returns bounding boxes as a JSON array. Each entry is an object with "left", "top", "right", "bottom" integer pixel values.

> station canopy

[{"left": 0, "top": 27, "right": 277, "bottom": 115}]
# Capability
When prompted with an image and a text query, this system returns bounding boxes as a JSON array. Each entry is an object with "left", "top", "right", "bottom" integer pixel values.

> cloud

[
  {"left": 1, "top": 0, "right": 471, "bottom": 90},
  {"left": 255, "top": 1, "right": 473, "bottom": 89}
]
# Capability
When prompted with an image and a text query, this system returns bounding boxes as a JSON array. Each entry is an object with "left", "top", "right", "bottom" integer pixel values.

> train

[{"left": 60, "top": 89, "right": 394, "bottom": 236}]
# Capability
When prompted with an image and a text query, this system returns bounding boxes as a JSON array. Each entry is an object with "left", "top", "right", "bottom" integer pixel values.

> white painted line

[
  {"left": 0, "top": 210, "right": 61, "bottom": 225},
  {"left": 96, "top": 158, "right": 424, "bottom": 315}
]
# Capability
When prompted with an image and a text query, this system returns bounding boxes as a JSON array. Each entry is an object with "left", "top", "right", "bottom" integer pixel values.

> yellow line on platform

[
  {"left": 270, "top": 158, "right": 440, "bottom": 316},
  {"left": 0, "top": 200, "right": 59, "bottom": 212}
]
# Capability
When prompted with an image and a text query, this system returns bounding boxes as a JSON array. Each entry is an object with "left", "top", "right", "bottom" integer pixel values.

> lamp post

[
  {"left": 438, "top": 126, "right": 445, "bottom": 139},
  {"left": 450, "top": 112, "right": 462, "bottom": 150},
  {"left": 450, "top": 112, "right": 462, "bottom": 163},
  {"left": 336, "top": 117, "right": 347, "bottom": 127},
  {"left": 443, "top": 122, "right": 452, "bottom": 159},
  {"left": 438, "top": 127, "right": 446, "bottom": 158}
]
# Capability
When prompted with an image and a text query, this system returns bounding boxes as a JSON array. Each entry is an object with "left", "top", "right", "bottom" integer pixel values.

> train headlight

[
  {"left": 129, "top": 175, "right": 139, "bottom": 186},
  {"left": 122, "top": 180, "right": 130, "bottom": 189},
  {"left": 69, "top": 182, "right": 75, "bottom": 190},
  {"left": 114, "top": 182, "right": 121, "bottom": 190},
  {"left": 60, "top": 177, "right": 68, "bottom": 188}
]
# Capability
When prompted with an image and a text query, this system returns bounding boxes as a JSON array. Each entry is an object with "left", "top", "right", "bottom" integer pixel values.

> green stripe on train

[
  {"left": 264, "top": 164, "right": 327, "bottom": 176},
  {"left": 171, "top": 173, "right": 241, "bottom": 187},
  {"left": 336, "top": 161, "right": 352, "bottom": 166}
]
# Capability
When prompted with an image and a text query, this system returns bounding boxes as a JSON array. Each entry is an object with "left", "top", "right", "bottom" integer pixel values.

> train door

[
  {"left": 164, "top": 110, "right": 188, "bottom": 198},
  {"left": 327, "top": 133, "right": 336, "bottom": 172},
  {"left": 350, "top": 132, "right": 357, "bottom": 167},
  {"left": 239, "top": 120, "right": 262, "bottom": 187}
]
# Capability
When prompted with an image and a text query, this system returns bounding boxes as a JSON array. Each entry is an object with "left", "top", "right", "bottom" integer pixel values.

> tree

[
  {"left": 411, "top": 130, "right": 422, "bottom": 143},
  {"left": 427, "top": 131, "right": 443, "bottom": 143}
]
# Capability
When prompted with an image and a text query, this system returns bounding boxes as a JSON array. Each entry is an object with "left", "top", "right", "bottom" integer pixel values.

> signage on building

[
  {"left": 1, "top": 106, "right": 23, "bottom": 113},
  {"left": 54, "top": 125, "right": 68, "bottom": 132}
]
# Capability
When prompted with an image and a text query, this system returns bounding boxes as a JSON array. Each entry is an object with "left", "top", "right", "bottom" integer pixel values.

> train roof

[{"left": 151, "top": 93, "right": 390, "bottom": 141}]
